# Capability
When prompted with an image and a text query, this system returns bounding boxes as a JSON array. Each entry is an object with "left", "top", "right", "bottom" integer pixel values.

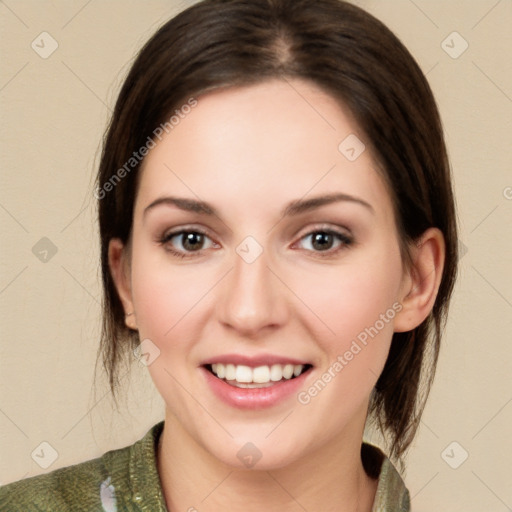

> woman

[{"left": 0, "top": 0, "right": 457, "bottom": 510}]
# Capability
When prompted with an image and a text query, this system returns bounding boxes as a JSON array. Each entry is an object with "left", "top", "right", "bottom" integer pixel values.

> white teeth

[
  {"left": 270, "top": 364, "right": 283, "bottom": 381},
  {"left": 225, "top": 364, "right": 236, "bottom": 380},
  {"left": 235, "top": 365, "right": 253, "bottom": 383},
  {"left": 214, "top": 363, "right": 225, "bottom": 379},
  {"left": 209, "top": 363, "right": 307, "bottom": 384},
  {"left": 253, "top": 365, "right": 270, "bottom": 383},
  {"left": 283, "top": 364, "right": 294, "bottom": 379}
]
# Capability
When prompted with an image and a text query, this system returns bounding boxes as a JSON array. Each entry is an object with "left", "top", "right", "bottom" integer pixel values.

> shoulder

[
  {"left": 0, "top": 422, "right": 164, "bottom": 512},
  {"left": 0, "top": 456, "right": 111, "bottom": 511}
]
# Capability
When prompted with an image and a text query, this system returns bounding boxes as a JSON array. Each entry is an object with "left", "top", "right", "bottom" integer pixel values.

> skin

[{"left": 109, "top": 78, "right": 445, "bottom": 511}]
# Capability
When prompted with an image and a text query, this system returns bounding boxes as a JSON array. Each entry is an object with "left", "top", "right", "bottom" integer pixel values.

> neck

[{"left": 157, "top": 411, "right": 378, "bottom": 512}]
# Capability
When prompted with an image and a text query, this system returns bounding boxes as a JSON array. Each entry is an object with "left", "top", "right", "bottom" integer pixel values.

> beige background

[{"left": 1, "top": 0, "right": 511, "bottom": 510}]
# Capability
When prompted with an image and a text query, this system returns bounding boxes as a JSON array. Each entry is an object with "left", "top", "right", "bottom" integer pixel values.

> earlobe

[
  {"left": 108, "top": 238, "right": 137, "bottom": 330},
  {"left": 394, "top": 228, "right": 446, "bottom": 333}
]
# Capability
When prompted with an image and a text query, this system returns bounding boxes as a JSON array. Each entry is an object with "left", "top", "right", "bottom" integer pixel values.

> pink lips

[{"left": 199, "top": 353, "right": 313, "bottom": 410}]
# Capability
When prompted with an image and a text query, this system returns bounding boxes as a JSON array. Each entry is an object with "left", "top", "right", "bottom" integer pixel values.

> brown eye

[
  {"left": 311, "top": 232, "right": 335, "bottom": 251},
  {"left": 296, "top": 230, "right": 353, "bottom": 255},
  {"left": 160, "top": 229, "right": 216, "bottom": 258},
  {"left": 180, "top": 232, "right": 205, "bottom": 251}
]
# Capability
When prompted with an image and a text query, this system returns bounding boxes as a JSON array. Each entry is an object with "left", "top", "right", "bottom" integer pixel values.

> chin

[{"left": 199, "top": 431, "right": 312, "bottom": 472}]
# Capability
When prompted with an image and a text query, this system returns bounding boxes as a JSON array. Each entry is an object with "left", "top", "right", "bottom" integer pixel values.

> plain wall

[{"left": 1, "top": 1, "right": 511, "bottom": 510}]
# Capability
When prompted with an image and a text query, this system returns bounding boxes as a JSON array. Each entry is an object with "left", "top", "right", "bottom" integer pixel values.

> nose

[{"left": 217, "top": 245, "right": 289, "bottom": 337}]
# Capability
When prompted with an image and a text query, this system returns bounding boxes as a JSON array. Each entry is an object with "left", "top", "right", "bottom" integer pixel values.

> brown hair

[{"left": 96, "top": 0, "right": 458, "bottom": 461}]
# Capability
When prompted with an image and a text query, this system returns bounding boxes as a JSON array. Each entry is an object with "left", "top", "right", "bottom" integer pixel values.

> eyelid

[
  {"left": 161, "top": 225, "right": 206, "bottom": 238},
  {"left": 160, "top": 223, "right": 216, "bottom": 242},
  {"left": 294, "top": 222, "right": 352, "bottom": 238}
]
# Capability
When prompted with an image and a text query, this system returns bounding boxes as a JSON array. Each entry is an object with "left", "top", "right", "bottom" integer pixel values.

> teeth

[
  {"left": 253, "top": 365, "right": 270, "bottom": 383},
  {"left": 225, "top": 364, "right": 236, "bottom": 380},
  {"left": 282, "top": 364, "right": 294, "bottom": 379},
  {"left": 213, "top": 363, "right": 224, "bottom": 379},
  {"left": 210, "top": 363, "right": 306, "bottom": 384},
  {"left": 235, "top": 365, "right": 252, "bottom": 383},
  {"left": 270, "top": 364, "right": 283, "bottom": 381}
]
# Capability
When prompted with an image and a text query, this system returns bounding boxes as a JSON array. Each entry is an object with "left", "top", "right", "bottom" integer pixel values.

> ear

[
  {"left": 394, "top": 227, "right": 446, "bottom": 333},
  {"left": 108, "top": 238, "right": 137, "bottom": 330}
]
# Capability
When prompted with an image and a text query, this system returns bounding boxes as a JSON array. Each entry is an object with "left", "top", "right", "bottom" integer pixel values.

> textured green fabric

[{"left": 0, "top": 422, "right": 410, "bottom": 511}]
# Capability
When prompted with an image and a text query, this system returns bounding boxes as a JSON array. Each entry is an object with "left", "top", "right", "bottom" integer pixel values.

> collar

[{"left": 124, "top": 422, "right": 409, "bottom": 511}]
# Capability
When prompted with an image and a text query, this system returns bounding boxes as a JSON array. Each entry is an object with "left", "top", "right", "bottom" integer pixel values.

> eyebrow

[{"left": 143, "top": 192, "right": 374, "bottom": 219}]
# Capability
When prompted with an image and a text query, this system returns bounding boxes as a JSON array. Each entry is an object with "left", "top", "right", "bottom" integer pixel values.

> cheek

[
  {"left": 289, "top": 252, "right": 403, "bottom": 433},
  {"left": 290, "top": 247, "right": 403, "bottom": 364},
  {"left": 130, "top": 248, "right": 210, "bottom": 340},
  {"left": 128, "top": 250, "right": 211, "bottom": 407}
]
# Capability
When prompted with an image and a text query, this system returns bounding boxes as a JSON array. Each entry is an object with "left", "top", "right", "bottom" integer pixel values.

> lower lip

[{"left": 200, "top": 366, "right": 311, "bottom": 410}]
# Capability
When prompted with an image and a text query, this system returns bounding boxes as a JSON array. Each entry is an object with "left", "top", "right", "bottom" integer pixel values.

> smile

[{"left": 200, "top": 356, "right": 314, "bottom": 409}]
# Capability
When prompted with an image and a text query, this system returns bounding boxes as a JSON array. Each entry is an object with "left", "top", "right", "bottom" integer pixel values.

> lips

[{"left": 200, "top": 353, "right": 313, "bottom": 409}]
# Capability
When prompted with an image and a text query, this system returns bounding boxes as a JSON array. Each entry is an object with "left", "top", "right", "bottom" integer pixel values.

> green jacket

[{"left": 0, "top": 422, "right": 410, "bottom": 511}]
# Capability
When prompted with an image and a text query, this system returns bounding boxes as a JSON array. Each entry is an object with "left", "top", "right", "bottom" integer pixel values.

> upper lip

[{"left": 200, "top": 353, "right": 312, "bottom": 367}]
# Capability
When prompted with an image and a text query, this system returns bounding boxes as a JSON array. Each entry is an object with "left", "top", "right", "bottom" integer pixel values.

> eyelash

[{"left": 158, "top": 226, "right": 353, "bottom": 260}]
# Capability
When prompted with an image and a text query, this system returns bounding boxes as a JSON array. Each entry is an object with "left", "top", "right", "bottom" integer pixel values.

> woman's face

[{"left": 121, "top": 78, "right": 411, "bottom": 469}]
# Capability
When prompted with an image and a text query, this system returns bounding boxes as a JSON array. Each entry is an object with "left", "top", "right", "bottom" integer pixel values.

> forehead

[{"left": 135, "top": 79, "right": 393, "bottom": 223}]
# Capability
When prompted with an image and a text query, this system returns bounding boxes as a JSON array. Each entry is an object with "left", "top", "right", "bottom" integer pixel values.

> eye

[
  {"left": 158, "top": 226, "right": 353, "bottom": 259},
  {"left": 295, "top": 228, "right": 353, "bottom": 256},
  {"left": 159, "top": 229, "right": 217, "bottom": 258}
]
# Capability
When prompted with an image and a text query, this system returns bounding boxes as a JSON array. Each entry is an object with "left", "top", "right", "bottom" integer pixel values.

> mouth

[
  {"left": 203, "top": 362, "right": 313, "bottom": 388},
  {"left": 200, "top": 354, "right": 314, "bottom": 409}
]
